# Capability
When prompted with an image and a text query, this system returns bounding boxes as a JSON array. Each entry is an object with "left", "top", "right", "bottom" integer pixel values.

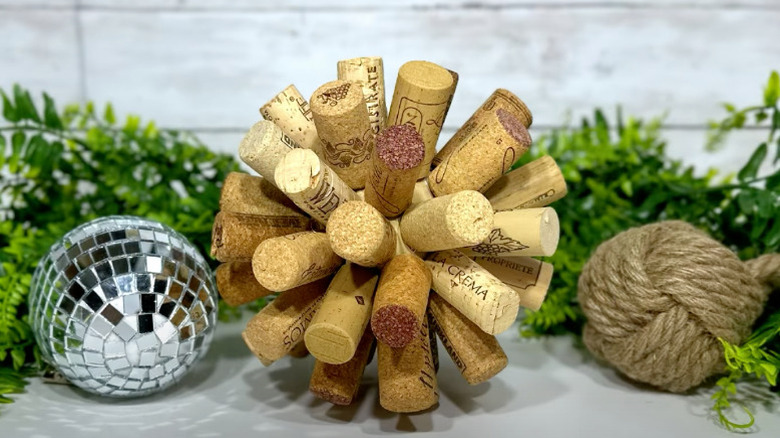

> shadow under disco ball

[{"left": 28, "top": 216, "right": 218, "bottom": 398}]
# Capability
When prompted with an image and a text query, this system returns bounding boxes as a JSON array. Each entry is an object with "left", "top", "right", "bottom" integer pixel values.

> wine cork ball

[
  {"left": 428, "top": 294, "right": 508, "bottom": 385},
  {"left": 425, "top": 250, "right": 520, "bottom": 335},
  {"left": 309, "top": 328, "right": 375, "bottom": 405},
  {"left": 310, "top": 80, "right": 375, "bottom": 189},
  {"left": 472, "top": 256, "right": 553, "bottom": 311},
  {"left": 461, "top": 208, "right": 560, "bottom": 258},
  {"left": 219, "top": 172, "right": 304, "bottom": 217},
  {"left": 399, "top": 190, "right": 494, "bottom": 253},
  {"left": 377, "top": 317, "right": 438, "bottom": 413},
  {"left": 260, "top": 84, "right": 322, "bottom": 156},
  {"left": 433, "top": 88, "right": 532, "bottom": 168},
  {"left": 428, "top": 108, "right": 532, "bottom": 196},
  {"left": 242, "top": 276, "right": 330, "bottom": 366},
  {"left": 275, "top": 148, "right": 360, "bottom": 225},
  {"left": 337, "top": 56, "right": 387, "bottom": 135},
  {"left": 326, "top": 201, "right": 397, "bottom": 267},
  {"left": 215, "top": 261, "right": 275, "bottom": 307},
  {"left": 238, "top": 120, "right": 301, "bottom": 183},
  {"left": 252, "top": 231, "right": 343, "bottom": 291},
  {"left": 305, "top": 264, "right": 379, "bottom": 365},
  {"left": 371, "top": 254, "right": 432, "bottom": 348},
  {"left": 364, "top": 124, "right": 426, "bottom": 218},
  {"left": 484, "top": 155, "right": 568, "bottom": 211},
  {"left": 210, "top": 211, "right": 311, "bottom": 262},
  {"left": 387, "top": 61, "right": 458, "bottom": 179}
]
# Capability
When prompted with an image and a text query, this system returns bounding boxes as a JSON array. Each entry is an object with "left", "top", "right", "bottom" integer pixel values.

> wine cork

[
  {"left": 310, "top": 80, "right": 375, "bottom": 189},
  {"left": 252, "top": 231, "right": 343, "bottom": 291},
  {"left": 428, "top": 108, "right": 532, "bottom": 196},
  {"left": 484, "top": 155, "right": 568, "bottom": 211},
  {"left": 241, "top": 276, "right": 330, "bottom": 366},
  {"left": 337, "top": 56, "right": 387, "bottom": 135},
  {"left": 460, "top": 208, "right": 560, "bottom": 258},
  {"left": 210, "top": 211, "right": 312, "bottom": 262},
  {"left": 472, "top": 256, "right": 553, "bottom": 311},
  {"left": 425, "top": 250, "right": 519, "bottom": 335},
  {"left": 433, "top": 89, "right": 533, "bottom": 168},
  {"left": 259, "top": 84, "right": 322, "bottom": 156},
  {"left": 387, "top": 61, "right": 458, "bottom": 179},
  {"left": 428, "top": 312, "right": 439, "bottom": 372},
  {"left": 274, "top": 148, "right": 360, "bottom": 225},
  {"left": 399, "top": 190, "right": 494, "bottom": 253},
  {"left": 219, "top": 172, "right": 304, "bottom": 218},
  {"left": 309, "top": 327, "right": 375, "bottom": 405},
  {"left": 288, "top": 341, "right": 310, "bottom": 358},
  {"left": 364, "top": 124, "right": 425, "bottom": 218},
  {"left": 377, "top": 316, "right": 438, "bottom": 413},
  {"left": 371, "top": 254, "right": 431, "bottom": 348},
  {"left": 427, "top": 293, "right": 507, "bottom": 385},
  {"left": 305, "top": 263, "right": 379, "bottom": 365},
  {"left": 238, "top": 120, "right": 302, "bottom": 183},
  {"left": 215, "top": 261, "right": 275, "bottom": 307},
  {"left": 326, "top": 201, "right": 396, "bottom": 267}
]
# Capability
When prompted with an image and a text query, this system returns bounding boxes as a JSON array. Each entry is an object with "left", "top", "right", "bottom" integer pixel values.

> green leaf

[
  {"left": 0, "top": 135, "right": 6, "bottom": 168},
  {"left": 737, "top": 143, "right": 767, "bottom": 182},
  {"left": 42, "top": 92, "right": 63, "bottom": 130},
  {"left": 1, "top": 89, "right": 19, "bottom": 122},
  {"left": 104, "top": 103, "right": 116, "bottom": 125},
  {"left": 12, "top": 84, "right": 41, "bottom": 123},
  {"left": 764, "top": 70, "right": 779, "bottom": 107}
]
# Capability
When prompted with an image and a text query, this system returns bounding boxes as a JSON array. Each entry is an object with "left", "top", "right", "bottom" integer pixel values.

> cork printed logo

[
  {"left": 317, "top": 83, "right": 351, "bottom": 107},
  {"left": 470, "top": 229, "right": 529, "bottom": 256},
  {"left": 396, "top": 97, "right": 449, "bottom": 134},
  {"left": 322, "top": 128, "right": 374, "bottom": 169}
]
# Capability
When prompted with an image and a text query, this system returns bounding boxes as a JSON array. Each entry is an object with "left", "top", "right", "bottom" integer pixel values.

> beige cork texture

[
  {"left": 428, "top": 293, "right": 507, "bottom": 385},
  {"left": 399, "top": 190, "right": 494, "bottom": 253},
  {"left": 433, "top": 88, "right": 533, "bottom": 168},
  {"left": 219, "top": 172, "right": 304, "bottom": 218},
  {"left": 305, "top": 263, "right": 379, "bottom": 365},
  {"left": 215, "top": 261, "right": 275, "bottom": 307},
  {"left": 428, "top": 108, "right": 532, "bottom": 196},
  {"left": 288, "top": 341, "right": 310, "bottom": 358},
  {"left": 387, "top": 61, "right": 458, "bottom": 179},
  {"left": 364, "top": 124, "right": 425, "bottom": 218},
  {"left": 484, "top": 155, "right": 568, "bottom": 211},
  {"left": 377, "top": 317, "right": 438, "bottom": 413},
  {"left": 238, "top": 120, "right": 302, "bottom": 183},
  {"left": 326, "top": 201, "right": 396, "bottom": 267},
  {"left": 371, "top": 254, "right": 432, "bottom": 348},
  {"left": 472, "top": 256, "right": 553, "bottom": 311},
  {"left": 252, "top": 231, "right": 343, "bottom": 292},
  {"left": 259, "top": 84, "right": 322, "bottom": 157},
  {"left": 425, "top": 250, "right": 520, "bottom": 335},
  {"left": 241, "top": 276, "right": 331, "bottom": 366},
  {"left": 309, "top": 328, "right": 375, "bottom": 405},
  {"left": 274, "top": 148, "right": 360, "bottom": 225},
  {"left": 210, "top": 211, "right": 312, "bottom": 262},
  {"left": 310, "top": 80, "right": 375, "bottom": 189},
  {"left": 337, "top": 56, "right": 387, "bottom": 135},
  {"left": 461, "top": 207, "right": 560, "bottom": 258}
]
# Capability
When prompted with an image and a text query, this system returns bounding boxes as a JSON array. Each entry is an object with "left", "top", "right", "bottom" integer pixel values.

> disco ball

[{"left": 28, "top": 216, "right": 218, "bottom": 398}]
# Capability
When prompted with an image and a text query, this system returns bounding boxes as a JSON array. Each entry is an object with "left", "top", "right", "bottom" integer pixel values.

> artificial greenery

[
  {"left": 517, "top": 71, "right": 780, "bottom": 429},
  {"left": 0, "top": 85, "right": 240, "bottom": 403}
]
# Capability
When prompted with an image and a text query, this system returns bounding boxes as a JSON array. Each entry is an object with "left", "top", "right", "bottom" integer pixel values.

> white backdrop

[{"left": 2, "top": 0, "right": 779, "bottom": 174}]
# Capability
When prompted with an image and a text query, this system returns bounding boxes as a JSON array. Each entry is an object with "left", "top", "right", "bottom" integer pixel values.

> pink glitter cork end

[
  {"left": 371, "top": 305, "right": 418, "bottom": 348},
  {"left": 497, "top": 108, "right": 532, "bottom": 146},
  {"left": 376, "top": 125, "right": 425, "bottom": 170}
]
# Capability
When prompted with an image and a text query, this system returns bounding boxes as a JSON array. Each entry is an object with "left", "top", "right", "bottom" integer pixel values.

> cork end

[
  {"left": 539, "top": 208, "right": 560, "bottom": 256},
  {"left": 372, "top": 305, "right": 419, "bottom": 348},
  {"left": 399, "top": 60, "right": 454, "bottom": 90},
  {"left": 275, "top": 148, "right": 322, "bottom": 194},
  {"left": 310, "top": 387, "right": 353, "bottom": 406},
  {"left": 496, "top": 88, "right": 533, "bottom": 127},
  {"left": 310, "top": 80, "right": 364, "bottom": 116},
  {"left": 376, "top": 125, "right": 425, "bottom": 170},
  {"left": 464, "top": 353, "right": 508, "bottom": 385},
  {"left": 252, "top": 238, "right": 301, "bottom": 291},
  {"left": 241, "top": 330, "right": 276, "bottom": 367},
  {"left": 445, "top": 191, "right": 495, "bottom": 246},
  {"left": 239, "top": 120, "right": 279, "bottom": 164},
  {"left": 497, "top": 108, "right": 532, "bottom": 147},
  {"left": 488, "top": 291, "right": 521, "bottom": 335},
  {"left": 305, "top": 324, "right": 357, "bottom": 365},
  {"left": 327, "top": 201, "right": 394, "bottom": 267}
]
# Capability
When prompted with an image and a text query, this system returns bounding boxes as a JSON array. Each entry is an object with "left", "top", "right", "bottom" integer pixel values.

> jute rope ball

[{"left": 578, "top": 221, "right": 780, "bottom": 392}]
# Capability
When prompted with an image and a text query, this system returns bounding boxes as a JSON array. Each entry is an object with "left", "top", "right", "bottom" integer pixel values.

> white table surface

[{"left": 3, "top": 313, "right": 779, "bottom": 438}]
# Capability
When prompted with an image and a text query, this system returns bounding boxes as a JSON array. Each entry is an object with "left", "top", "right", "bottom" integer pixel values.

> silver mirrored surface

[{"left": 29, "top": 216, "right": 218, "bottom": 398}]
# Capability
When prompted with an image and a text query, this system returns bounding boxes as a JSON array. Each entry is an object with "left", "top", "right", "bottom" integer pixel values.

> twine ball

[{"left": 578, "top": 221, "right": 780, "bottom": 392}]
